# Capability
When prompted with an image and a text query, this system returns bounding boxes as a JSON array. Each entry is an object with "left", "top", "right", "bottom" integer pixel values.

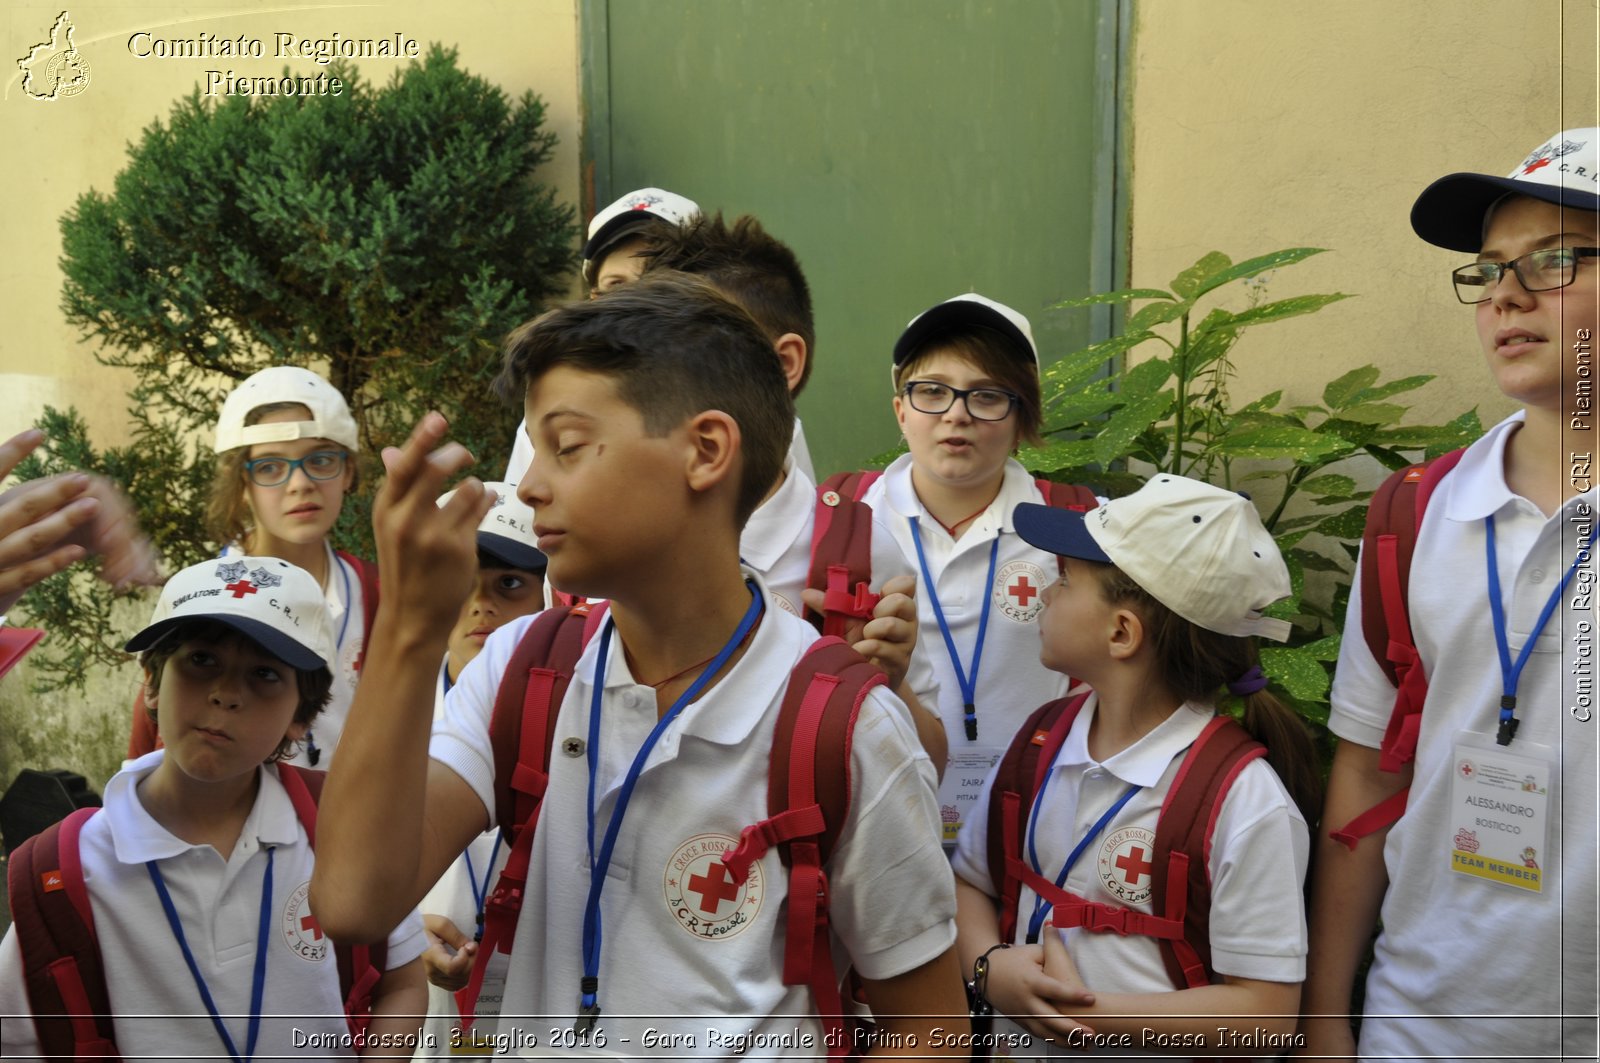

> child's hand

[
  {"left": 0, "top": 430, "right": 160, "bottom": 611},
  {"left": 801, "top": 573, "right": 919, "bottom": 691},
  {"left": 373, "top": 413, "right": 495, "bottom": 638},
  {"left": 420, "top": 913, "right": 478, "bottom": 992},
  {"left": 984, "top": 940, "right": 1097, "bottom": 1048}
]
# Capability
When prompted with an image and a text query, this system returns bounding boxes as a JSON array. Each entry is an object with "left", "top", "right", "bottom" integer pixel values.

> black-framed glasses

[
  {"left": 901, "top": 380, "right": 1020, "bottom": 422},
  {"left": 243, "top": 450, "right": 348, "bottom": 487},
  {"left": 1452, "top": 247, "right": 1600, "bottom": 304}
]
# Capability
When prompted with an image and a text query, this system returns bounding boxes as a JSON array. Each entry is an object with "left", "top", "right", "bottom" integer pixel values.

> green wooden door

[{"left": 586, "top": 0, "right": 1124, "bottom": 475}]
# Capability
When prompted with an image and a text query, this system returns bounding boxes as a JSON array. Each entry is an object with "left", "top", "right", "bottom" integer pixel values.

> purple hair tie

[{"left": 1227, "top": 665, "right": 1269, "bottom": 697}]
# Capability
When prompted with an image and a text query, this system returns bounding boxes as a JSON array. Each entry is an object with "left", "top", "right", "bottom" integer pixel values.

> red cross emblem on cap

[
  {"left": 1523, "top": 157, "right": 1553, "bottom": 174},
  {"left": 225, "top": 579, "right": 258, "bottom": 598}
]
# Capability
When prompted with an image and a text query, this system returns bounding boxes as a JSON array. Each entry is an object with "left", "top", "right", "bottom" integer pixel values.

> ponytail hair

[{"left": 1091, "top": 564, "right": 1324, "bottom": 826}]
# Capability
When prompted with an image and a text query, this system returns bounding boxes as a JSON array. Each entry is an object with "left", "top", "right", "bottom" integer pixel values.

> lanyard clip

[
  {"left": 1497, "top": 696, "right": 1519, "bottom": 746},
  {"left": 964, "top": 705, "right": 977, "bottom": 742},
  {"left": 574, "top": 1003, "right": 601, "bottom": 1036}
]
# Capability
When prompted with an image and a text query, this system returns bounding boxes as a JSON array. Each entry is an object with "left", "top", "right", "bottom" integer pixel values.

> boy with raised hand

[
  {"left": 1300, "top": 129, "right": 1599, "bottom": 1059},
  {"left": 313, "top": 273, "right": 965, "bottom": 1056},
  {"left": 0, "top": 556, "right": 426, "bottom": 1059}
]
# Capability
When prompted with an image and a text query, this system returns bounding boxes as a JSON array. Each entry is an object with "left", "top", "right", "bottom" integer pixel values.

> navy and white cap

[
  {"left": 581, "top": 187, "right": 701, "bottom": 281},
  {"left": 1014, "top": 474, "right": 1293, "bottom": 641},
  {"left": 1412, "top": 127, "right": 1600, "bottom": 252},
  {"left": 214, "top": 366, "right": 360, "bottom": 454},
  {"left": 125, "top": 556, "right": 336, "bottom": 671},
  {"left": 891, "top": 293, "right": 1038, "bottom": 380},
  {"left": 440, "top": 482, "right": 546, "bottom": 573}
]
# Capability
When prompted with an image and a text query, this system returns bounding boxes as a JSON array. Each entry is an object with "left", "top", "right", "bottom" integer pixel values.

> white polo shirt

[
  {"left": 1328, "top": 412, "right": 1598, "bottom": 1058},
  {"left": 506, "top": 416, "right": 815, "bottom": 491},
  {"left": 429, "top": 572, "right": 956, "bottom": 1053},
  {"left": 0, "top": 751, "right": 426, "bottom": 1060},
  {"left": 418, "top": 659, "right": 511, "bottom": 1057},
  {"left": 738, "top": 457, "right": 816, "bottom": 617},
  {"left": 953, "top": 695, "right": 1309, "bottom": 1061},
  {"left": 864, "top": 455, "right": 1076, "bottom": 842}
]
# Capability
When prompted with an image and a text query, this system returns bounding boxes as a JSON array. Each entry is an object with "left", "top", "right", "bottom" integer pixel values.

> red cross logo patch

[
  {"left": 664, "top": 833, "right": 763, "bottom": 940},
  {"left": 281, "top": 881, "right": 328, "bottom": 962},
  {"left": 1097, "top": 826, "right": 1156, "bottom": 904},
  {"left": 994, "top": 560, "right": 1048, "bottom": 624}
]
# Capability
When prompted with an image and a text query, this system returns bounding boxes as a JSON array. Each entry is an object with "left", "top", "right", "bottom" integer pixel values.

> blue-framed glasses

[{"left": 243, "top": 450, "right": 348, "bottom": 487}]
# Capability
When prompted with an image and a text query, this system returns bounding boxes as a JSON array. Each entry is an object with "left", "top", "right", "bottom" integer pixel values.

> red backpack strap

[
  {"left": 457, "top": 603, "right": 603, "bottom": 1032},
  {"left": 7, "top": 807, "right": 120, "bottom": 1061},
  {"left": 1147, "top": 716, "right": 1266, "bottom": 990},
  {"left": 1036, "top": 479, "right": 1100, "bottom": 513},
  {"left": 984, "top": 693, "right": 1089, "bottom": 945},
  {"left": 275, "top": 764, "right": 388, "bottom": 1040},
  {"left": 335, "top": 551, "right": 380, "bottom": 672},
  {"left": 719, "top": 636, "right": 884, "bottom": 1059},
  {"left": 807, "top": 472, "right": 883, "bottom": 639},
  {"left": 1334, "top": 448, "right": 1466, "bottom": 849}
]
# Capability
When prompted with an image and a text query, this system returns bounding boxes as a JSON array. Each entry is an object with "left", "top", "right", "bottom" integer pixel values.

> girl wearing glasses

[
  {"left": 129, "top": 366, "right": 375, "bottom": 770},
  {"left": 847, "top": 294, "right": 1098, "bottom": 845}
]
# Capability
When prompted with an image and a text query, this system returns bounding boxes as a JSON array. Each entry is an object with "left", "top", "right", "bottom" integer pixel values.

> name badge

[
  {"left": 940, "top": 746, "right": 1003, "bottom": 846},
  {"left": 1448, "top": 736, "right": 1553, "bottom": 894}
]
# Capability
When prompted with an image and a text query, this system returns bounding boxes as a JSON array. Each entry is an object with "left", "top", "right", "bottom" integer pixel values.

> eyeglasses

[
  {"left": 1452, "top": 247, "right": 1600, "bottom": 304},
  {"left": 901, "top": 380, "right": 1020, "bottom": 422},
  {"left": 243, "top": 450, "right": 348, "bottom": 487}
]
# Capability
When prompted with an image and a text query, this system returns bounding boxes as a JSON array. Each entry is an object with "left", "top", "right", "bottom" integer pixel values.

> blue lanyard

[
  {"left": 1024, "top": 762, "right": 1141, "bottom": 944},
  {"left": 464, "top": 831, "right": 505, "bottom": 942},
  {"left": 1485, "top": 515, "right": 1590, "bottom": 745},
  {"left": 146, "top": 846, "right": 274, "bottom": 1063},
  {"left": 576, "top": 583, "right": 764, "bottom": 1030},
  {"left": 909, "top": 518, "right": 1000, "bottom": 741}
]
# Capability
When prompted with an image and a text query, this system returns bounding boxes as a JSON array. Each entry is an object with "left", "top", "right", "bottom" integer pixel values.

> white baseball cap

[
  {"left": 891, "top": 293, "right": 1039, "bottom": 382},
  {"left": 581, "top": 187, "right": 701, "bottom": 281},
  {"left": 1411, "top": 128, "right": 1600, "bottom": 252},
  {"left": 125, "top": 556, "right": 336, "bottom": 671},
  {"left": 1013, "top": 474, "right": 1293, "bottom": 642},
  {"left": 438, "top": 482, "right": 546, "bottom": 572},
  {"left": 214, "top": 366, "right": 360, "bottom": 454}
]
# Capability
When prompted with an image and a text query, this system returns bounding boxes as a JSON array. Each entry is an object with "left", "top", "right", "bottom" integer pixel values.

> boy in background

[{"left": 1, "top": 556, "right": 426, "bottom": 1058}]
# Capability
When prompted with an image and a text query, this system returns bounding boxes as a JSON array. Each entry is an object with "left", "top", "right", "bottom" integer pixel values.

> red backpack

[
  {"left": 6, "top": 763, "right": 389, "bottom": 1061},
  {"left": 455, "top": 601, "right": 888, "bottom": 1059},
  {"left": 984, "top": 692, "right": 1265, "bottom": 990},
  {"left": 807, "top": 470, "right": 1099, "bottom": 638},
  {"left": 1329, "top": 449, "right": 1466, "bottom": 848}
]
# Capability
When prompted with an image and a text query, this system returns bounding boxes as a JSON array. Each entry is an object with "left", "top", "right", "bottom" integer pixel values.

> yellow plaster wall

[
  {"left": 1, "top": 1, "right": 582, "bottom": 449},
  {"left": 1128, "top": 0, "right": 1599, "bottom": 437}
]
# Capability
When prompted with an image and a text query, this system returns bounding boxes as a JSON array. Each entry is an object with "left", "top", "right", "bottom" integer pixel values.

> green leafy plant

[
  {"left": 15, "top": 45, "right": 577, "bottom": 692},
  {"left": 1024, "top": 248, "right": 1482, "bottom": 732}
]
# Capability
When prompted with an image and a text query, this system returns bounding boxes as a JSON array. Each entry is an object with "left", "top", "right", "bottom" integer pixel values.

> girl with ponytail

[{"left": 952, "top": 474, "right": 1317, "bottom": 1060}]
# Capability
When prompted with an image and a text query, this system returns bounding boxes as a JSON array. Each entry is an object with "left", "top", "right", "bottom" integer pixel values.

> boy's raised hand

[{"left": 374, "top": 413, "right": 496, "bottom": 638}]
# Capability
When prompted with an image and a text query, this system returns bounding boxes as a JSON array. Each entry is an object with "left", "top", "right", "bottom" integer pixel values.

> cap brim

[
  {"left": 478, "top": 533, "right": 547, "bottom": 573},
  {"left": 583, "top": 215, "right": 669, "bottom": 264},
  {"left": 893, "top": 302, "right": 1036, "bottom": 368},
  {"left": 1411, "top": 172, "right": 1600, "bottom": 252},
  {"left": 125, "top": 615, "right": 328, "bottom": 672},
  {"left": 1013, "top": 503, "right": 1111, "bottom": 563}
]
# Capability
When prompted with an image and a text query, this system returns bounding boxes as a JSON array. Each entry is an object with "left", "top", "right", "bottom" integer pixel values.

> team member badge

[
  {"left": 282, "top": 880, "right": 330, "bottom": 962},
  {"left": 1097, "top": 827, "right": 1156, "bottom": 905},
  {"left": 664, "top": 833, "right": 763, "bottom": 940},
  {"left": 994, "top": 560, "right": 1048, "bottom": 623}
]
